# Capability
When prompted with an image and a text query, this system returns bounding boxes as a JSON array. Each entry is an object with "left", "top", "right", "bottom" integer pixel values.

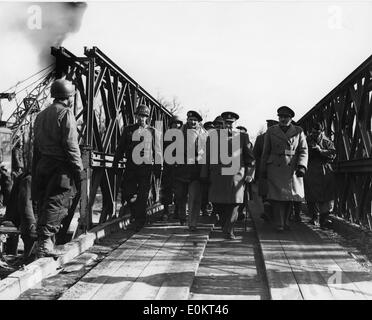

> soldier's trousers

[
  {"left": 174, "top": 179, "right": 201, "bottom": 227},
  {"left": 35, "top": 168, "right": 75, "bottom": 239},
  {"left": 213, "top": 203, "right": 239, "bottom": 235},
  {"left": 121, "top": 164, "right": 153, "bottom": 227}
]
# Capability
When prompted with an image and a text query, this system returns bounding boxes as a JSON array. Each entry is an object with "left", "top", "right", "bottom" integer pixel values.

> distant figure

[
  {"left": 304, "top": 123, "right": 336, "bottom": 228},
  {"left": 261, "top": 106, "right": 308, "bottom": 232}
]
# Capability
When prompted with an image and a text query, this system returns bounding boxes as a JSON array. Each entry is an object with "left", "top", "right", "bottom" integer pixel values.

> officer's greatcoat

[
  {"left": 304, "top": 133, "right": 336, "bottom": 202},
  {"left": 202, "top": 129, "right": 255, "bottom": 204},
  {"left": 261, "top": 124, "right": 308, "bottom": 202}
]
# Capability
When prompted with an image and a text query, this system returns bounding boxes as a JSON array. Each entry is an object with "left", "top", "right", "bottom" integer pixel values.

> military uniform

[
  {"left": 173, "top": 111, "right": 207, "bottom": 229},
  {"left": 202, "top": 111, "right": 255, "bottom": 239},
  {"left": 32, "top": 95, "right": 83, "bottom": 257},
  {"left": 304, "top": 130, "right": 336, "bottom": 227},
  {"left": 261, "top": 107, "right": 308, "bottom": 231},
  {"left": 113, "top": 118, "right": 162, "bottom": 230}
]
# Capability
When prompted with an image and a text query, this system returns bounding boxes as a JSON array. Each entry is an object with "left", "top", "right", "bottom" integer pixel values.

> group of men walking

[{"left": 1, "top": 78, "right": 337, "bottom": 261}]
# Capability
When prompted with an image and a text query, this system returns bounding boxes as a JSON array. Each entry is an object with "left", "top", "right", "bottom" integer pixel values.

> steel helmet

[
  {"left": 135, "top": 104, "right": 150, "bottom": 117},
  {"left": 51, "top": 79, "right": 75, "bottom": 99}
]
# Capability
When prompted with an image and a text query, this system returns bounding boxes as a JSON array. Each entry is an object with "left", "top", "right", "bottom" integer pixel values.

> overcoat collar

[{"left": 271, "top": 124, "right": 299, "bottom": 145}]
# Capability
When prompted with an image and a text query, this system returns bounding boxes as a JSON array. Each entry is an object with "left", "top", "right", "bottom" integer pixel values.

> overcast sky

[{"left": 1, "top": 1, "right": 372, "bottom": 138}]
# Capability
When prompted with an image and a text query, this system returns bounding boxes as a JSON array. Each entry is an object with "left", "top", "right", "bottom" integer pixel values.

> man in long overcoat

[
  {"left": 202, "top": 111, "right": 255, "bottom": 239},
  {"left": 260, "top": 106, "right": 308, "bottom": 232},
  {"left": 304, "top": 122, "right": 336, "bottom": 228}
]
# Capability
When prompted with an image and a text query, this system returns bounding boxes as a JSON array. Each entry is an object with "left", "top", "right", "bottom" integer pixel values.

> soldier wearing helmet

[
  {"left": 113, "top": 104, "right": 163, "bottom": 231},
  {"left": 31, "top": 78, "right": 83, "bottom": 258}
]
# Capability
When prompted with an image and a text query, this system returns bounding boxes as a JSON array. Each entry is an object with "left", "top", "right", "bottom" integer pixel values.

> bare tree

[{"left": 157, "top": 93, "right": 183, "bottom": 115}]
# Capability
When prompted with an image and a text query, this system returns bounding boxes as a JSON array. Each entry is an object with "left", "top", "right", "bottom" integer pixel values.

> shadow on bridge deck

[{"left": 250, "top": 187, "right": 372, "bottom": 300}]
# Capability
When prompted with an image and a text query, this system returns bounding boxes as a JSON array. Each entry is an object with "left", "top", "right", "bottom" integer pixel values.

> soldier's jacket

[
  {"left": 32, "top": 101, "right": 83, "bottom": 173},
  {"left": 304, "top": 133, "right": 336, "bottom": 202},
  {"left": 173, "top": 123, "right": 207, "bottom": 182},
  {"left": 113, "top": 123, "right": 163, "bottom": 168},
  {"left": 261, "top": 124, "right": 308, "bottom": 202}
]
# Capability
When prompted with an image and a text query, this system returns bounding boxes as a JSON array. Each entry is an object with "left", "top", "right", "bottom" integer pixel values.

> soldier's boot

[
  {"left": 319, "top": 212, "right": 332, "bottom": 229},
  {"left": 36, "top": 237, "right": 64, "bottom": 259},
  {"left": 309, "top": 213, "right": 320, "bottom": 226}
]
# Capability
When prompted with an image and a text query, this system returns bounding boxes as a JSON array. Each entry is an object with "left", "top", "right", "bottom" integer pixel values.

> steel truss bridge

[{"left": 3, "top": 47, "right": 372, "bottom": 241}]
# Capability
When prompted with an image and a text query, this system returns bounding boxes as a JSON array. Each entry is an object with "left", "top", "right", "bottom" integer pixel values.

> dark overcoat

[
  {"left": 304, "top": 133, "right": 336, "bottom": 202},
  {"left": 201, "top": 129, "right": 255, "bottom": 204}
]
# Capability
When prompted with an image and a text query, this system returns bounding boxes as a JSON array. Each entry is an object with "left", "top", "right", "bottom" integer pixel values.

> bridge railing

[
  {"left": 50, "top": 46, "right": 173, "bottom": 241},
  {"left": 297, "top": 54, "right": 372, "bottom": 230}
]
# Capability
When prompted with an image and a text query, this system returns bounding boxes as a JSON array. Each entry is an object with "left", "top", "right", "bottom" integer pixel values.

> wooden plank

[
  {"left": 298, "top": 223, "right": 371, "bottom": 299},
  {"left": 118, "top": 234, "right": 199, "bottom": 300},
  {"left": 155, "top": 234, "right": 209, "bottom": 300},
  {"left": 91, "top": 233, "right": 181, "bottom": 300},
  {"left": 89, "top": 232, "right": 172, "bottom": 299},
  {"left": 249, "top": 199, "right": 303, "bottom": 300},
  {"left": 59, "top": 233, "right": 152, "bottom": 300},
  {"left": 281, "top": 227, "right": 337, "bottom": 300}
]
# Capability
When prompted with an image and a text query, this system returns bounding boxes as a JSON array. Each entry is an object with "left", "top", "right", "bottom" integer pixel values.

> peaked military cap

[
  {"left": 236, "top": 125, "right": 247, "bottom": 132},
  {"left": 136, "top": 104, "right": 150, "bottom": 116},
  {"left": 203, "top": 121, "right": 215, "bottom": 130},
  {"left": 213, "top": 116, "right": 224, "bottom": 125},
  {"left": 277, "top": 106, "right": 295, "bottom": 118},
  {"left": 187, "top": 110, "right": 203, "bottom": 122},
  {"left": 221, "top": 111, "right": 239, "bottom": 122}
]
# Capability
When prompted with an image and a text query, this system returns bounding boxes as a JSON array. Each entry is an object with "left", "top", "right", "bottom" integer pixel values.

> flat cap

[
  {"left": 221, "top": 111, "right": 239, "bottom": 122},
  {"left": 187, "top": 110, "right": 203, "bottom": 122},
  {"left": 277, "top": 106, "right": 295, "bottom": 118}
]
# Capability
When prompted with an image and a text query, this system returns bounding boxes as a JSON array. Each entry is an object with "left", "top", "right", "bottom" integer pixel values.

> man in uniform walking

[
  {"left": 32, "top": 79, "right": 83, "bottom": 258},
  {"left": 161, "top": 115, "right": 183, "bottom": 221},
  {"left": 304, "top": 122, "right": 336, "bottom": 228},
  {"left": 113, "top": 104, "right": 163, "bottom": 231},
  {"left": 173, "top": 110, "right": 207, "bottom": 230},
  {"left": 202, "top": 111, "right": 255, "bottom": 239},
  {"left": 253, "top": 119, "right": 278, "bottom": 222},
  {"left": 260, "top": 106, "right": 308, "bottom": 232}
]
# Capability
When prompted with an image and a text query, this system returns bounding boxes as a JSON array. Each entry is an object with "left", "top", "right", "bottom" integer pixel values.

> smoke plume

[{"left": 1, "top": 2, "right": 87, "bottom": 67}]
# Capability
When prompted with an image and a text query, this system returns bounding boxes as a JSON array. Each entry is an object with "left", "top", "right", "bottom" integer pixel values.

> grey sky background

[{"left": 1, "top": 1, "right": 372, "bottom": 139}]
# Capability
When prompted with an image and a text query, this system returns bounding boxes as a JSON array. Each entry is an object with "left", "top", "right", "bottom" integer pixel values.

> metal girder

[
  {"left": 298, "top": 54, "right": 372, "bottom": 230},
  {"left": 50, "top": 46, "right": 173, "bottom": 239}
]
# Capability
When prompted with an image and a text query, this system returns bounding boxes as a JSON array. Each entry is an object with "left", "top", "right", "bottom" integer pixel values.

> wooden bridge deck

[
  {"left": 10, "top": 188, "right": 372, "bottom": 300},
  {"left": 250, "top": 191, "right": 372, "bottom": 300}
]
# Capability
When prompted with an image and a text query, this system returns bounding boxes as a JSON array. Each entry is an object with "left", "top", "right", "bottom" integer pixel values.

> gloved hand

[
  {"left": 295, "top": 166, "right": 306, "bottom": 177},
  {"left": 244, "top": 175, "right": 253, "bottom": 184}
]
